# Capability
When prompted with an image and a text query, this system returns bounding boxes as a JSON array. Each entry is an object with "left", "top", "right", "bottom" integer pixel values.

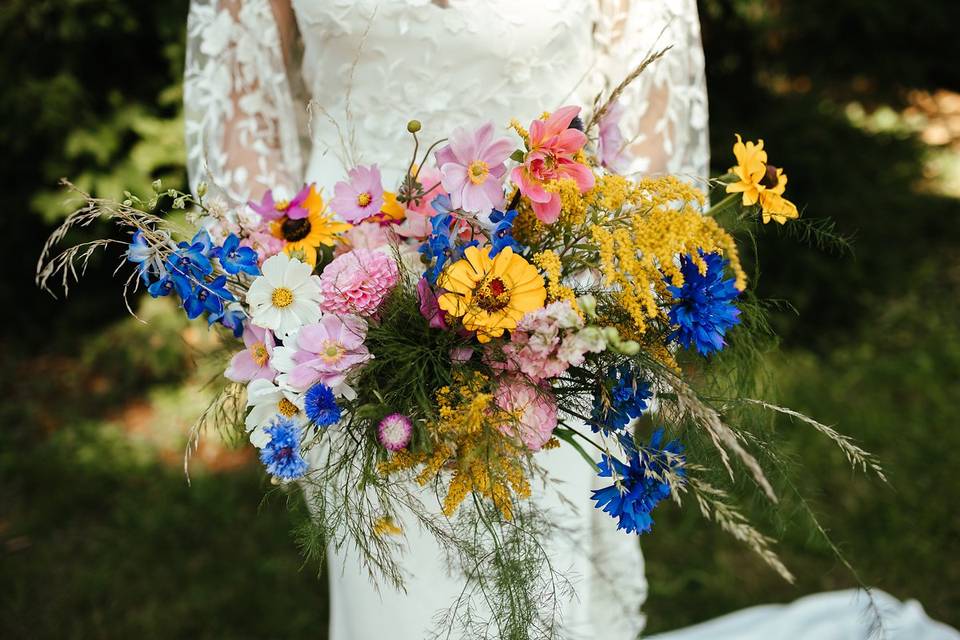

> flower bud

[
  {"left": 407, "top": 120, "right": 422, "bottom": 133},
  {"left": 577, "top": 294, "right": 597, "bottom": 318},
  {"left": 197, "top": 181, "right": 208, "bottom": 197},
  {"left": 602, "top": 326, "right": 621, "bottom": 343},
  {"left": 151, "top": 179, "right": 162, "bottom": 193}
]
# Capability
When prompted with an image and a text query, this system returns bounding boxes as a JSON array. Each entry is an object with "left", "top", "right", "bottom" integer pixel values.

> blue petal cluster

[
  {"left": 304, "top": 383, "right": 341, "bottom": 427},
  {"left": 211, "top": 234, "right": 260, "bottom": 276},
  {"left": 591, "top": 429, "right": 685, "bottom": 535},
  {"left": 488, "top": 209, "right": 523, "bottom": 257},
  {"left": 666, "top": 252, "right": 741, "bottom": 356},
  {"left": 128, "top": 229, "right": 258, "bottom": 335},
  {"left": 591, "top": 365, "right": 652, "bottom": 432},
  {"left": 418, "top": 195, "right": 477, "bottom": 283},
  {"left": 259, "top": 417, "right": 309, "bottom": 480}
]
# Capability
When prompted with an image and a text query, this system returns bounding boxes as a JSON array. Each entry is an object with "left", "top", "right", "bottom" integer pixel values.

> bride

[{"left": 183, "top": 1, "right": 958, "bottom": 638}]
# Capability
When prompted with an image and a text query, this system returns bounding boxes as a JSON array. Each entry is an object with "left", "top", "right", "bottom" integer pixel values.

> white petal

[
  {"left": 249, "top": 425, "right": 271, "bottom": 448},
  {"left": 261, "top": 253, "right": 289, "bottom": 286},
  {"left": 270, "top": 346, "right": 298, "bottom": 373},
  {"left": 284, "top": 260, "right": 312, "bottom": 288},
  {"left": 257, "top": 306, "right": 282, "bottom": 331}
]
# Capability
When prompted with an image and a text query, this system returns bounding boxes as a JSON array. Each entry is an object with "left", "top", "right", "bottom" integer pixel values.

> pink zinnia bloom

[
  {"left": 598, "top": 100, "right": 628, "bottom": 174},
  {"left": 494, "top": 379, "right": 558, "bottom": 451},
  {"left": 318, "top": 248, "right": 399, "bottom": 317},
  {"left": 225, "top": 324, "right": 277, "bottom": 383},
  {"left": 248, "top": 184, "right": 311, "bottom": 222},
  {"left": 436, "top": 122, "right": 512, "bottom": 214},
  {"left": 511, "top": 105, "right": 595, "bottom": 224},
  {"left": 330, "top": 165, "right": 385, "bottom": 223},
  {"left": 280, "top": 314, "right": 372, "bottom": 392}
]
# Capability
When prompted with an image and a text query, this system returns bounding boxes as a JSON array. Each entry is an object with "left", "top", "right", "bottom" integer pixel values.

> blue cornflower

[
  {"left": 488, "top": 209, "right": 523, "bottom": 257},
  {"left": 666, "top": 252, "right": 741, "bottom": 356},
  {"left": 169, "top": 230, "right": 214, "bottom": 280},
  {"left": 591, "top": 429, "right": 685, "bottom": 535},
  {"left": 209, "top": 304, "right": 246, "bottom": 337},
  {"left": 183, "top": 275, "right": 234, "bottom": 320},
  {"left": 304, "top": 383, "right": 340, "bottom": 427},
  {"left": 213, "top": 234, "right": 260, "bottom": 276},
  {"left": 591, "top": 365, "right": 652, "bottom": 432},
  {"left": 259, "top": 418, "right": 309, "bottom": 480}
]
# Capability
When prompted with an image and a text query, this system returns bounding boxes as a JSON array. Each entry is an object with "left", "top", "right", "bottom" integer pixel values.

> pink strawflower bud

[{"left": 378, "top": 413, "right": 413, "bottom": 451}]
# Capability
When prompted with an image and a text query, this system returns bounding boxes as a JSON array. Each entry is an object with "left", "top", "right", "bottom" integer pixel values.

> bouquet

[{"left": 37, "top": 85, "right": 884, "bottom": 636}]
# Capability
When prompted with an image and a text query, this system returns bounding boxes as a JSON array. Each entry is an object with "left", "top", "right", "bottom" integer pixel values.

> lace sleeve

[
  {"left": 184, "top": 0, "right": 307, "bottom": 203},
  {"left": 591, "top": 0, "right": 710, "bottom": 181}
]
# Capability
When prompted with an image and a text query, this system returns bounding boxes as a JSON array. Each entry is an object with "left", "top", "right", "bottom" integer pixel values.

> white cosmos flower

[
  {"left": 245, "top": 378, "right": 304, "bottom": 448},
  {"left": 247, "top": 253, "right": 322, "bottom": 339}
]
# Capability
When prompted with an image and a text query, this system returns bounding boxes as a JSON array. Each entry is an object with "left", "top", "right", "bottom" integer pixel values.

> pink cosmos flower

[
  {"left": 278, "top": 314, "right": 372, "bottom": 392},
  {"left": 511, "top": 105, "right": 595, "bottom": 223},
  {"left": 330, "top": 165, "right": 385, "bottom": 223},
  {"left": 248, "top": 184, "right": 311, "bottom": 222},
  {"left": 598, "top": 100, "right": 628, "bottom": 174},
  {"left": 494, "top": 379, "right": 558, "bottom": 451},
  {"left": 225, "top": 324, "right": 277, "bottom": 383},
  {"left": 436, "top": 122, "right": 512, "bottom": 214},
  {"left": 318, "top": 248, "right": 399, "bottom": 317}
]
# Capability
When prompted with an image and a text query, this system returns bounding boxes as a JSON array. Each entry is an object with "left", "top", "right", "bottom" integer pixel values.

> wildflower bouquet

[{"left": 38, "top": 88, "right": 881, "bottom": 636}]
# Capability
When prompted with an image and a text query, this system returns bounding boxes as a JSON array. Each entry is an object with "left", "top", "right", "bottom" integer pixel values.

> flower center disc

[
  {"left": 251, "top": 342, "right": 269, "bottom": 367},
  {"left": 271, "top": 287, "right": 295, "bottom": 308},
  {"left": 475, "top": 277, "right": 510, "bottom": 312},
  {"left": 356, "top": 192, "right": 372, "bottom": 207},
  {"left": 277, "top": 397, "right": 299, "bottom": 417},
  {"left": 468, "top": 160, "right": 490, "bottom": 185},
  {"left": 281, "top": 216, "right": 312, "bottom": 242},
  {"left": 320, "top": 340, "right": 345, "bottom": 364}
]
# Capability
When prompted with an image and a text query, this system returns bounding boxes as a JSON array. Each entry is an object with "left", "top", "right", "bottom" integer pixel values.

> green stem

[{"left": 704, "top": 192, "right": 740, "bottom": 218}]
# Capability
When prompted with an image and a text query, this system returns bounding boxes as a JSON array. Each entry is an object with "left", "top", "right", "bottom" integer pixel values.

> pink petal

[
  {"left": 288, "top": 363, "right": 322, "bottom": 392},
  {"left": 441, "top": 164, "right": 469, "bottom": 207},
  {"left": 225, "top": 352, "right": 258, "bottom": 382},
  {"left": 481, "top": 138, "right": 515, "bottom": 166},
  {"left": 533, "top": 194, "right": 561, "bottom": 224},
  {"left": 559, "top": 160, "right": 596, "bottom": 192},
  {"left": 447, "top": 126, "right": 478, "bottom": 165}
]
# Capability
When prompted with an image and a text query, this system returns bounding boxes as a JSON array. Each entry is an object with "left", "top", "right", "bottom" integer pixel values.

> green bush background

[{"left": 2, "top": 0, "right": 959, "bottom": 636}]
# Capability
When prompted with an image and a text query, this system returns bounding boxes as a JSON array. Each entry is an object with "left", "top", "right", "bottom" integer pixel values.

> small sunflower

[
  {"left": 437, "top": 245, "right": 546, "bottom": 343},
  {"left": 757, "top": 165, "right": 799, "bottom": 224},
  {"left": 270, "top": 186, "right": 351, "bottom": 266},
  {"left": 725, "top": 134, "right": 767, "bottom": 206},
  {"left": 726, "top": 134, "right": 799, "bottom": 225}
]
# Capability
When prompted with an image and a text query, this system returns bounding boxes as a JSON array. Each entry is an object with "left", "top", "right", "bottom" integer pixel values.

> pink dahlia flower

[
  {"left": 330, "top": 165, "right": 385, "bottom": 223},
  {"left": 318, "top": 248, "right": 399, "bottom": 317},
  {"left": 436, "top": 122, "right": 512, "bottom": 214},
  {"left": 378, "top": 413, "right": 413, "bottom": 451},
  {"left": 278, "top": 314, "right": 372, "bottom": 392},
  {"left": 248, "top": 184, "right": 311, "bottom": 222},
  {"left": 494, "top": 379, "right": 558, "bottom": 451},
  {"left": 225, "top": 324, "right": 277, "bottom": 383},
  {"left": 511, "top": 105, "right": 595, "bottom": 224}
]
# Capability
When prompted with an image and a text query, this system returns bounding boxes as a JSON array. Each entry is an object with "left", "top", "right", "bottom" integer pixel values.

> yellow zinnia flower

[
  {"left": 270, "top": 186, "right": 351, "bottom": 266},
  {"left": 437, "top": 246, "right": 546, "bottom": 343},
  {"left": 725, "top": 134, "right": 768, "bottom": 206}
]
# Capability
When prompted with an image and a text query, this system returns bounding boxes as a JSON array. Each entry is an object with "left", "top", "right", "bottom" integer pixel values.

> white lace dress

[{"left": 183, "top": 2, "right": 959, "bottom": 639}]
